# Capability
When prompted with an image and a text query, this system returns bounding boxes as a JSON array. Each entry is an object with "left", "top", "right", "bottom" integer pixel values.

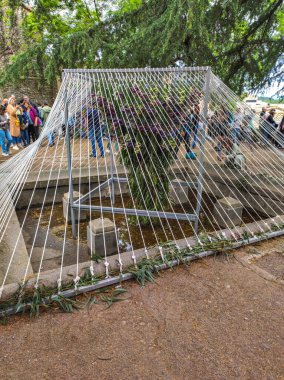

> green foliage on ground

[
  {"left": 1, "top": 221, "right": 284, "bottom": 321},
  {"left": 0, "top": 0, "right": 283, "bottom": 94}
]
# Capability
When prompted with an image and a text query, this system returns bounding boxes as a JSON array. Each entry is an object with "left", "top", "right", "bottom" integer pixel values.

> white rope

[{"left": 0, "top": 67, "right": 283, "bottom": 299}]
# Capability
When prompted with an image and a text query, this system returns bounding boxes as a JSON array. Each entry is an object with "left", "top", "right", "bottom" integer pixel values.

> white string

[{"left": 0, "top": 67, "right": 283, "bottom": 298}]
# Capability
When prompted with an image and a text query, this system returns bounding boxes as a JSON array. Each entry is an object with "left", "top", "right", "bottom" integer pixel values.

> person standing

[
  {"left": 42, "top": 101, "right": 52, "bottom": 123},
  {"left": 232, "top": 107, "right": 243, "bottom": 145},
  {"left": 38, "top": 103, "right": 44, "bottom": 120},
  {"left": 266, "top": 108, "right": 278, "bottom": 128},
  {"left": 277, "top": 116, "right": 284, "bottom": 149},
  {"left": 214, "top": 107, "right": 231, "bottom": 161},
  {"left": 22, "top": 101, "right": 40, "bottom": 142},
  {"left": 259, "top": 106, "right": 269, "bottom": 142},
  {"left": 1, "top": 99, "right": 8, "bottom": 108},
  {"left": 259, "top": 106, "right": 268, "bottom": 122},
  {"left": 0, "top": 105, "right": 13, "bottom": 156},
  {"left": 6, "top": 98, "right": 22, "bottom": 150},
  {"left": 183, "top": 105, "right": 200, "bottom": 151},
  {"left": 19, "top": 101, "right": 30, "bottom": 147},
  {"left": 243, "top": 111, "right": 256, "bottom": 150},
  {"left": 190, "top": 105, "right": 200, "bottom": 149},
  {"left": 86, "top": 102, "right": 104, "bottom": 158},
  {"left": 22, "top": 95, "right": 39, "bottom": 115},
  {"left": 41, "top": 101, "right": 54, "bottom": 146},
  {"left": 266, "top": 109, "right": 279, "bottom": 146}
]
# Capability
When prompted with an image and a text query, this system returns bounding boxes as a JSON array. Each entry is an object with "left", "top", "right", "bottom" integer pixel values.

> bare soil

[
  {"left": 254, "top": 252, "right": 284, "bottom": 281},
  {"left": 0, "top": 239, "right": 283, "bottom": 380}
]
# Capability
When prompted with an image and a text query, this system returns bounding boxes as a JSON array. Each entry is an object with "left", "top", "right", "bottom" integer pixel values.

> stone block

[
  {"left": 102, "top": 180, "right": 129, "bottom": 199},
  {"left": 113, "top": 181, "right": 129, "bottom": 196},
  {"left": 0, "top": 205, "right": 34, "bottom": 285},
  {"left": 62, "top": 191, "right": 87, "bottom": 223},
  {"left": 169, "top": 179, "right": 189, "bottom": 205},
  {"left": 91, "top": 184, "right": 109, "bottom": 199},
  {"left": 213, "top": 196, "right": 243, "bottom": 228},
  {"left": 87, "top": 218, "right": 118, "bottom": 257}
]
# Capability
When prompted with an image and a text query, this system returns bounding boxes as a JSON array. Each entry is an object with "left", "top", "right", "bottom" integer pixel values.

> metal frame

[
  {"left": 194, "top": 68, "right": 211, "bottom": 232},
  {"left": 64, "top": 67, "right": 211, "bottom": 239},
  {"left": 63, "top": 67, "right": 210, "bottom": 74}
]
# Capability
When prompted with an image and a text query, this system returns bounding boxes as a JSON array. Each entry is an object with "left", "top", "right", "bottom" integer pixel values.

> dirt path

[{"left": 0, "top": 242, "right": 283, "bottom": 380}]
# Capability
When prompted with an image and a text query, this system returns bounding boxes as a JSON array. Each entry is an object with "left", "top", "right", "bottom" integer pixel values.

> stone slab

[
  {"left": 62, "top": 191, "right": 87, "bottom": 222},
  {"left": 87, "top": 220, "right": 117, "bottom": 257},
  {"left": 213, "top": 197, "right": 243, "bottom": 228},
  {"left": 169, "top": 178, "right": 189, "bottom": 205},
  {"left": 30, "top": 247, "right": 63, "bottom": 263},
  {"left": 63, "top": 191, "right": 82, "bottom": 201},
  {"left": 217, "top": 196, "right": 243, "bottom": 209},
  {"left": 89, "top": 218, "right": 115, "bottom": 234},
  {"left": 113, "top": 181, "right": 129, "bottom": 196},
  {"left": 0, "top": 204, "right": 34, "bottom": 285}
]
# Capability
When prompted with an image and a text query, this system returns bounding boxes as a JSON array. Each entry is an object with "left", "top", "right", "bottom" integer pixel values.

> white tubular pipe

[{"left": 63, "top": 67, "right": 210, "bottom": 74}]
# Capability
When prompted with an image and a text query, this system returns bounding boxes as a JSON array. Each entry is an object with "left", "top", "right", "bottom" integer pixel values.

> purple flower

[
  {"left": 145, "top": 106, "right": 156, "bottom": 114},
  {"left": 154, "top": 100, "right": 162, "bottom": 106},
  {"left": 127, "top": 141, "right": 135, "bottom": 149},
  {"left": 137, "top": 93, "right": 147, "bottom": 99},
  {"left": 107, "top": 109, "right": 117, "bottom": 117},
  {"left": 155, "top": 123, "right": 162, "bottom": 129},
  {"left": 159, "top": 131, "right": 167, "bottom": 138},
  {"left": 130, "top": 86, "right": 140, "bottom": 93},
  {"left": 113, "top": 118, "right": 124, "bottom": 127},
  {"left": 137, "top": 125, "right": 146, "bottom": 133},
  {"left": 122, "top": 107, "right": 136, "bottom": 116}
]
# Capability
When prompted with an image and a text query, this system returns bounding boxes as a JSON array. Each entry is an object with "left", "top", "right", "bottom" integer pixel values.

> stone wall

[{"left": 0, "top": 76, "right": 58, "bottom": 105}]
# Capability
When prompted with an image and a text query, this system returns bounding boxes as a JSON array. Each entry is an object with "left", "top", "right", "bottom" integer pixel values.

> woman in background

[
  {"left": 23, "top": 101, "right": 40, "bottom": 142},
  {"left": 0, "top": 105, "right": 13, "bottom": 156},
  {"left": 19, "top": 100, "right": 30, "bottom": 147},
  {"left": 6, "top": 98, "right": 22, "bottom": 150}
]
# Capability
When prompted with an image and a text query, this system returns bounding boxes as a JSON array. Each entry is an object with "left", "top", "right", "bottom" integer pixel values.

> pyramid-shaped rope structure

[{"left": 0, "top": 67, "right": 283, "bottom": 310}]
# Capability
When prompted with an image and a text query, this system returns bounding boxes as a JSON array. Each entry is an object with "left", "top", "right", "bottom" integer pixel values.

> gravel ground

[{"left": 0, "top": 239, "right": 283, "bottom": 380}]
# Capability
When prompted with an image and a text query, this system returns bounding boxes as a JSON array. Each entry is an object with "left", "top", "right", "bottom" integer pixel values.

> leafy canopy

[{"left": 0, "top": 0, "right": 283, "bottom": 95}]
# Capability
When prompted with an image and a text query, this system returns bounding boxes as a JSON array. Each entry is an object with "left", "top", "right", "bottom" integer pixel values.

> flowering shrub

[{"left": 93, "top": 86, "right": 201, "bottom": 225}]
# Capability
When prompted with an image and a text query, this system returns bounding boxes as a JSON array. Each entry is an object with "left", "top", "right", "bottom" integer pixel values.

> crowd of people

[
  {"left": 259, "top": 107, "right": 284, "bottom": 147},
  {"left": 170, "top": 102, "right": 284, "bottom": 164},
  {"left": 0, "top": 95, "right": 52, "bottom": 156},
  {"left": 189, "top": 105, "right": 284, "bottom": 162},
  {"left": 0, "top": 93, "right": 283, "bottom": 167}
]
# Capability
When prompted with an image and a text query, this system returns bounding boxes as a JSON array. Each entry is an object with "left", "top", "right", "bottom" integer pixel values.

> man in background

[
  {"left": 259, "top": 106, "right": 269, "bottom": 142},
  {"left": 86, "top": 101, "right": 104, "bottom": 158}
]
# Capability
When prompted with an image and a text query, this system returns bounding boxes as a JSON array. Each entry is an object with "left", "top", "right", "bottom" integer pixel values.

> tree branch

[
  {"left": 225, "top": 0, "right": 283, "bottom": 56},
  {"left": 93, "top": 0, "right": 101, "bottom": 22},
  {"left": 20, "top": 3, "right": 32, "bottom": 13}
]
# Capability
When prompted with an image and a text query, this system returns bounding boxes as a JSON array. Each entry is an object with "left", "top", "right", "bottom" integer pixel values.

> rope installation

[{"left": 0, "top": 67, "right": 283, "bottom": 311}]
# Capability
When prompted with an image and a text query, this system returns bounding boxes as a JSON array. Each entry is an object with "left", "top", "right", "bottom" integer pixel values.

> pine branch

[{"left": 224, "top": 0, "right": 283, "bottom": 57}]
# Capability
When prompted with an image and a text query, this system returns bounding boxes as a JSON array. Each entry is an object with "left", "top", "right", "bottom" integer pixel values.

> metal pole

[
  {"left": 64, "top": 90, "right": 77, "bottom": 239},
  {"left": 194, "top": 68, "right": 211, "bottom": 234},
  {"left": 63, "top": 67, "right": 210, "bottom": 74},
  {"left": 109, "top": 128, "right": 115, "bottom": 204}
]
